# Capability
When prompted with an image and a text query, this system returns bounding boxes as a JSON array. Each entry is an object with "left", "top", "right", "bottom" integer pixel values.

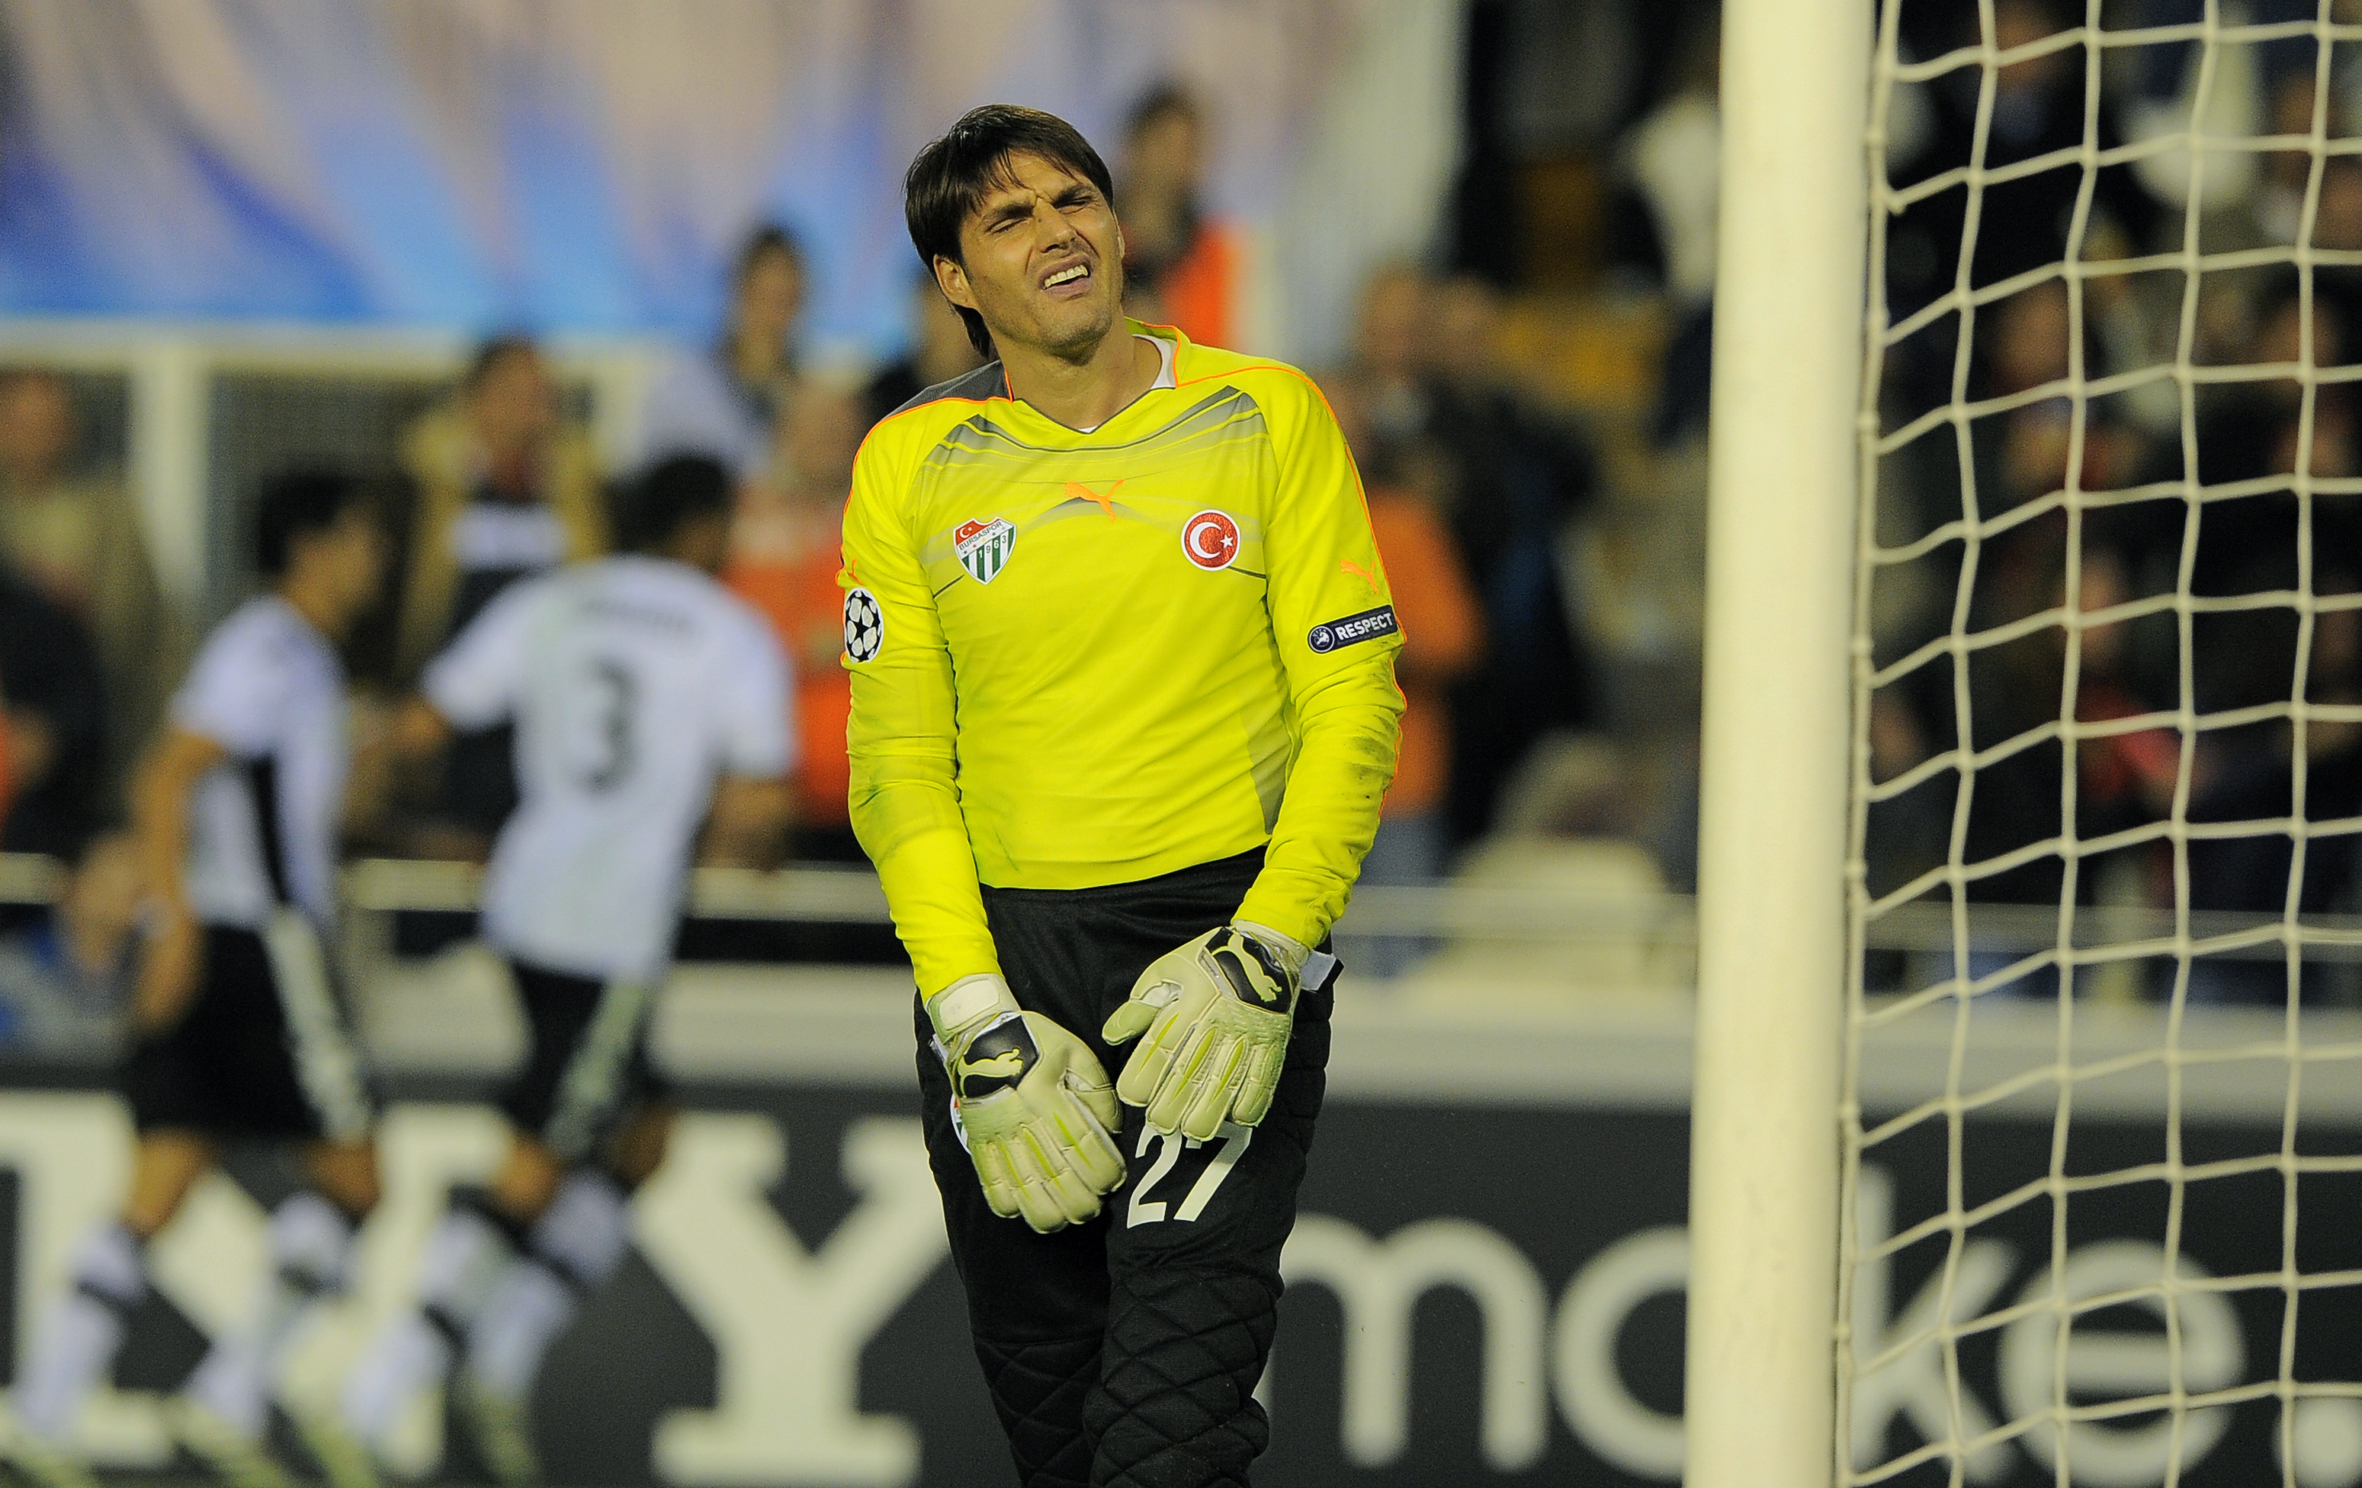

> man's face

[
  {"left": 1430, "top": 278, "right": 1499, "bottom": 383},
  {"left": 470, "top": 350, "right": 556, "bottom": 456},
  {"left": 938, "top": 152, "right": 1124, "bottom": 362},
  {"left": 1124, "top": 110, "right": 1203, "bottom": 196},
  {"left": 737, "top": 250, "right": 804, "bottom": 350},
  {"left": 302, "top": 506, "right": 387, "bottom": 632},
  {"left": 1356, "top": 271, "right": 1428, "bottom": 383}
]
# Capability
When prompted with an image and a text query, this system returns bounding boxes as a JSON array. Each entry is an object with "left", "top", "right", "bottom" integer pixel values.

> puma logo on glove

[
  {"left": 932, "top": 977, "right": 1125, "bottom": 1234},
  {"left": 955, "top": 1036, "right": 1032, "bottom": 1093},
  {"left": 1104, "top": 922, "right": 1308, "bottom": 1142}
]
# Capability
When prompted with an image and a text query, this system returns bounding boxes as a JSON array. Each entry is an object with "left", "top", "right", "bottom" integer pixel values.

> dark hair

[
  {"left": 1125, "top": 81, "right": 1199, "bottom": 140},
  {"left": 734, "top": 223, "right": 805, "bottom": 288},
  {"left": 463, "top": 332, "right": 540, "bottom": 394},
  {"left": 904, "top": 105, "right": 1116, "bottom": 359},
  {"left": 256, "top": 471, "right": 367, "bottom": 578},
  {"left": 616, "top": 455, "right": 732, "bottom": 554}
]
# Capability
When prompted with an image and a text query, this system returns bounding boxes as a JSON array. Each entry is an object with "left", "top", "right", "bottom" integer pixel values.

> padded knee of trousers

[
  {"left": 975, "top": 1332, "right": 1101, "bottom": 1488},
  {"left": 1085, "top": 1269, "right": 1279, "bottom": 1488}
]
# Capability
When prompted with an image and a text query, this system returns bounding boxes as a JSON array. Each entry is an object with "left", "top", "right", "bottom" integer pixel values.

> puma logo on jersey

[
  {"left": 1064, "top": 479, "right": 1125, "bottom": 519},
  {"left": 1340, "top": 558, "right": 1381, "bottom": 595}
]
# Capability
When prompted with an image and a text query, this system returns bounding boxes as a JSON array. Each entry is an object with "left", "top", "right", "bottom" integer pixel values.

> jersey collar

[{"left": 1001, "top": 320, "right": 1185, "bottom": 441}]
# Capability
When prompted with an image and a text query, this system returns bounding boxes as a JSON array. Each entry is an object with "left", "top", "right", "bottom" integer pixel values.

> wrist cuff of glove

[
  {"left": 1233, "top": 920, "right": 1310, "bottom": 974},
  {"left": 1235, "top": 919, "right": 1344, "bottom": 994},
  {"left": 925, "top": 973, "right": 1020, "bottom": 1045}
]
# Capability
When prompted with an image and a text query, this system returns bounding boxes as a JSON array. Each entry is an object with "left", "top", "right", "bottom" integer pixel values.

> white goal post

[
  {"left": 1695, "top": 1, "right": 2362, "bottom": 1486},
  {"left": 1686, "top": 0, "right": 1867, "bottom": 1483}
]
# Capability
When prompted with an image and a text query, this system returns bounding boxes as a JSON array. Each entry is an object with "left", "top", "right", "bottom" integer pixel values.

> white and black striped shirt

[{"left": 173, "top": 597, "right": 348, "bottom": 930}]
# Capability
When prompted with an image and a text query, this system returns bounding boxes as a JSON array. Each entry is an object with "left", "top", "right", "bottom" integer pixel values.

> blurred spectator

[
  {"left": 2308, "top": 159, "right": 2362, "bottom": 351},
  {"left": 726, "top": 381, "right": 862, "bottom": 861},
  {"left": 2127, "top": 0, "right": 2320, "bottom": 156},
  {"left": 0, "top": 369, "right": 171, "bottom": 797},
  {"left": 0, "top": 566, "right": 106, "bottom": 861},
  {"left": 1617, "top": 12, "right": 1719, "bottom": 311},
  {"left": 1320, "top": 374, "right": 1480, "bottom": 975},
  {"left": 396, "top": 336, "right": 606, "bottom": 676},
  {"left": 1325, "top": 379, "right": 1483, "bottom": 886},
  {"left": 1371, "top": 463, "right": 1483, "bottom": 883},
  {"left": 1861, "top": 687, "right": 1949, "bottom": 903},
  {"left": 2184, "top": 565, "right": 2362, "bottom": 1001},
  {"left": 864, "top": 277, "right": 986, "bottom": 426},
  {"left": 1624, "top": 13, "right": 1719, "bottom": 451},
  {"left": 2246, "top": 71, "right": 2335, "bottom": 248},
  {"left": 2070, "top": 549, "right": 2178, "bottom": 840},
  {"left": 1616, "top": 9, "right": 1722, "bottom": 451},
  {"left": 1952, "top": 521, "right": 2075, "bottom": 913},
  {"left": 1420, "top": 275, "right": 1600, "bottom": 846},
  {"left": 1350, "top": 265, "right": 1433, "bottom": 447},
  {"left": 1116, "top": 83, "right": 1248, "bottom": 349},
  {"left": 1887, "top": 0, "right": 2158, "bottom": 313},
  {"left": 638, "top": 224, "right": 805, "bottom": 480},
  {"left": 397, "top": 334, "right": 605, "bottom": 854},
  {"left": 1329, "top": 266, "right": 1600, "bottom": 849},
  {"left": 1981, "top": 281, "right": 2147, "bottom": 519},
  {"left": 2155, "top": 278, "right": 2362, "bottom": 717}
]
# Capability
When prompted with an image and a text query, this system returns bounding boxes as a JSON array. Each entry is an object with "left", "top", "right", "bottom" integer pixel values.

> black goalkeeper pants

[{"left": 914, "top": 847, "right": 1331, "bottom": 1488}]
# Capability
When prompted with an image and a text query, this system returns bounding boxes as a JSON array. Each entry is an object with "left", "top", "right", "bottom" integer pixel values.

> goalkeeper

[{"left": 849, "top": 105, "right": 1402, "bottom": 1487}]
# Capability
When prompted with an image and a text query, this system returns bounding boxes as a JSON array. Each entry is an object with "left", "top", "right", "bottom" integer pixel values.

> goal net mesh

[{"left": 1844, "top": 3, "right": 2362, "bottom": 1486}]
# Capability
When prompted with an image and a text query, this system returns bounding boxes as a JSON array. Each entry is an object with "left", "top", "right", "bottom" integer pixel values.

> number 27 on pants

[{"left": 1127, "top": 1122, "right": 1251, "bottom": 1227}]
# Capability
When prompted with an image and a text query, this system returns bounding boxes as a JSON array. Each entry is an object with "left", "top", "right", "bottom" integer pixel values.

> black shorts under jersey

[
  {"left": 123, "top": 919, "right": 374, "bottom": 1143},
  {"left": 498, "top": 957, "right": 672, "bottom": 1163},
  {"left": 914, "top": 846, "right": 1334, "bottom": 1488}
]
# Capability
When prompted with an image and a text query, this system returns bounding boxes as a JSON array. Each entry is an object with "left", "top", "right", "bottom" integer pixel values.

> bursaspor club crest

[{"left": 954, "top": 517, "right": 1016, "bottom": 584}]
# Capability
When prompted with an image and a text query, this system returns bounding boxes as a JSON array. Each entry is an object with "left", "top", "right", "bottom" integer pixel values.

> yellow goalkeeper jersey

[{"left": 841, "top": 323, "right": 1404, "bottom": 993}]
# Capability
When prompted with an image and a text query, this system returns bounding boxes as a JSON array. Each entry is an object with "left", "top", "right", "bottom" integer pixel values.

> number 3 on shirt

[
  {"left": 1127, "top": 1122, "right": 1252, "bottom": 1227},
  {"left": 582, "top": 657, "right": 637, "bottom": 791}
]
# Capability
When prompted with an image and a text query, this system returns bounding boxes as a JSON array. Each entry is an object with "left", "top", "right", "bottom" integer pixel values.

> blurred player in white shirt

[
  {"left": 341, "top": 456, "right": 793, "bottom": 1488},
  {"left": 5, "top": 474, "right": 388, "bottom": 1488}
]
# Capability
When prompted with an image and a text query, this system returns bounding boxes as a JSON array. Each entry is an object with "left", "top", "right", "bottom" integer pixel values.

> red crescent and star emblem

[{"left": 1182, "top": 509, "right": 1241, "bottom": 571}]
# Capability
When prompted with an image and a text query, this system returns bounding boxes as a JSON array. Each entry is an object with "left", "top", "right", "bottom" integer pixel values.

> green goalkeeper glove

[
  {"left": 1103, "top": 922, "right": 1315, "bottom": 1142},
  {"left": 929, "top": 974, "right": 1125, "bottom": 1233}
]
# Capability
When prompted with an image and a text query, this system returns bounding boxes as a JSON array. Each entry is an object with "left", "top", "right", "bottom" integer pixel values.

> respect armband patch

[{"left": 1306, "top": 605, "right": 1398, "bottom": 654}]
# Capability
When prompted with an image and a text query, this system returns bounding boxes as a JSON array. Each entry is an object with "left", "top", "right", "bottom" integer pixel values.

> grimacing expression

[{"left": 938, "top": 152, "right": 1125, "bottom": 361}]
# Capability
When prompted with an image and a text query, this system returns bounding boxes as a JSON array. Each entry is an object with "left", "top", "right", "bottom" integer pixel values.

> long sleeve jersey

[{"left": 841, "top": 323, "right": 1404, "bottom": 993}]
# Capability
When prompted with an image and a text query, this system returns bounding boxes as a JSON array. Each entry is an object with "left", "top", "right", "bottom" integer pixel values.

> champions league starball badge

[{"left": 843, "top": 587, "right": 883, "bottom": 662}]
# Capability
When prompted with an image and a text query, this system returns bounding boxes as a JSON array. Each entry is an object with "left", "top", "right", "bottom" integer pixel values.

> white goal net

[{"left": 1844, "top": 4, "right": 2362, "bottom": 1487}]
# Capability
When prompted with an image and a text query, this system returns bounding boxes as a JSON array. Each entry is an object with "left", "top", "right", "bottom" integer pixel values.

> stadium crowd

[
  {"left": 3, "top": 0, "right": 2357, "bottom": 1031},
  {"left": 1867, "top": 0, "right": 2362, "bottom": 1003},
  {"left": 0, "top": 78, "right": 1623, "bottom": 1049}
]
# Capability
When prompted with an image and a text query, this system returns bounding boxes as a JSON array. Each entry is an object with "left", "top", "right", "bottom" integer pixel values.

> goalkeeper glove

[
  {"left": 929, "top": 974, "right": 1125, "bottom": 1233},
  {"left": 1103, "top": 922, "right": 1310, "bottom": 1142}
]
